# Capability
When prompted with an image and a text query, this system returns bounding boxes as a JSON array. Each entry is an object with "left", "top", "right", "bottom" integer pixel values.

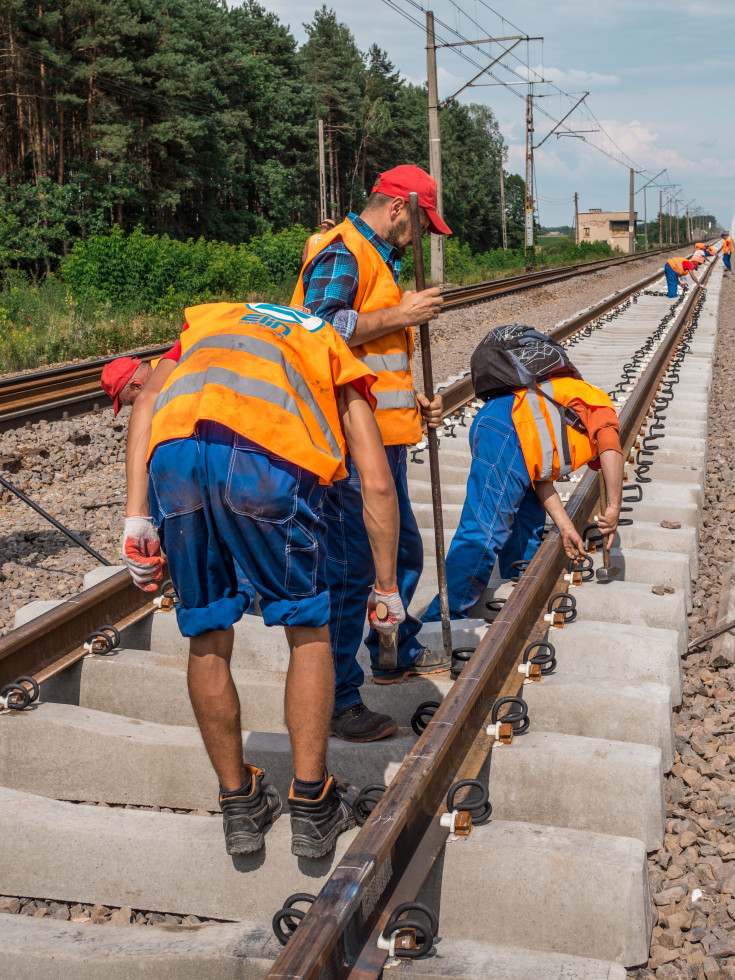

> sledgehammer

[
  {"left": 409, "top": 192, "right": 453, "bottom": 658},
  {"left": 376, "top": 601, "right": 399, "bottom": 670},
  {"left": 595, "top": 471, "right": 620, "bottom": 583}
]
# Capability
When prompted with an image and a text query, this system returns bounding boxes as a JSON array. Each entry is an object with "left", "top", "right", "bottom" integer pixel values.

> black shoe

[
  {"left": 288, "top": 776, "right": 357, "bottom": 858},
  {"left": 372, "top": 647, "right": 452, "bottom": 684},
  {"left": 330, "top": 703, "right": 397, "bottom": 742},
  {"left": 219, "top": 765, "right": 282, "bottom": 855}
]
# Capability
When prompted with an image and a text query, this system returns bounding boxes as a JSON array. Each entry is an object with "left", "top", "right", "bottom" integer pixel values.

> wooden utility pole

[
  {"left": 643, "top": 186, "right": 648, "bottom": 251},
  {"left": 659, "top": 190, "right": 663, "bottom": 248},
  {"left": 675, "top": 200, "right": 679, "bottom": 245},
  {"left": 628, "top": 168, "right": 636, "bottom": 254},
  {"left": 524, "top": 93, "right": 535, "bottom": 271},
  {"left": 426, "top": 11, "right": 444, "bottom": 284},
  {"left": 500, "top": 165, "right": 508, "bottom": 250},
  {"left": 317, "top": 119, "right": 327, "bottom": 223},
  {"left": 574, "top": 192, "right": 579, "bottom": 246}
]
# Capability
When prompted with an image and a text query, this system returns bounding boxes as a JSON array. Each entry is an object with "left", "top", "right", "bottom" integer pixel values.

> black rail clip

[
  {"left": 0, "top": 675, "right": 40, "bottom": 711},
  {"left": 411, "top": 700, "right": 440, "bottom": 736},
  {"left": 272, "top": 893, "right": 317, "bottom": 946},
  {"left": 378, "top": 902, "right": 439, "bottom": 960},
  {"left": 487, "top": 695, "right": 530, "bottom": 744},
  {"left": 352, "top": 784, "right": 387, "bottom": 826},
  {"left": 440, "top": 778, "right": 493, "bottom": 836},
  {"left": 83, "top": 624, "right": 121, "bottom": 655}
]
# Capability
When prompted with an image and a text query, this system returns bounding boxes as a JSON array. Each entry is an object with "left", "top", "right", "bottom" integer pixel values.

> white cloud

[{"left": 512, "top": 63, "right": 619, "bottom": 87}]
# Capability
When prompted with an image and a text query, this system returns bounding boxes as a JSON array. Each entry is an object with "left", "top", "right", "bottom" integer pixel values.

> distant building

[{"left": 577, "top": 209, "right": 637, "bottom": 254}]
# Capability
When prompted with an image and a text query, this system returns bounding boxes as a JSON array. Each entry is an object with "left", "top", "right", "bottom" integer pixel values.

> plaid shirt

[{"left": 300, "top": 213, "right": 402, "bottom": 343}]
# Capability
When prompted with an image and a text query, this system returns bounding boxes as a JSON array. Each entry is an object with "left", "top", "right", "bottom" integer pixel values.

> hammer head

[{"left": 596, "top": 564, "right": 621, "bottom": 583}]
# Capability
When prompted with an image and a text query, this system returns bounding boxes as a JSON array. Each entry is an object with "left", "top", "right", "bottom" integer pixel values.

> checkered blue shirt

[{"left": 300, "top": 213, "right": 402, "bottom": 342}]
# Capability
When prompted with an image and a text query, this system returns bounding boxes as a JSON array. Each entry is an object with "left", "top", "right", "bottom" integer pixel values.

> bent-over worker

[
  {"left": 123, "top": 301, "right": 403, "bottom": 860},
  {"left": 664, "top": 256, "right": 701, "bottom": 298},
  {"left": 422, "top": 334, "right": 623, "bottom": 622}
]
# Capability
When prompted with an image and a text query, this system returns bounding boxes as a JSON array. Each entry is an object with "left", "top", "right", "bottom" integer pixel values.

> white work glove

[
  {"left": 367, "top": 587, "right": 405, "bottom": 636},
  {"left": 122, "top": 516, "right": 164, "bottom": 592}
]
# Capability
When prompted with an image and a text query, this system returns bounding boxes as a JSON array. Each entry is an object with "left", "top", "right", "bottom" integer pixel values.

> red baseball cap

[
  {"left": 371, "top": 165, "right": 452, "bottom": 235},
  {"left": 100, "top": 356, "right": 141, "bottom": 416}
]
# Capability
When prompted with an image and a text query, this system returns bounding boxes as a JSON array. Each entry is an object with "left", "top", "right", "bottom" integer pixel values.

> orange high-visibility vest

[
  {"left": 723, "top": 238, "right": 733, "bottom": 254},
  {"left": 512, "top": 378, "right": 616, "bottom": 483},
  {"left": 148, "top": 302, "right": 377, "bottom": 485},
  {"left": 667, "top": 257, "right": 688, "bottom": 276},
  {"left": 292, "top": 219, "right": 421, "bottom": 446},
  {"left": 694, "top": 242, "right": 705, "bottom": 250}
]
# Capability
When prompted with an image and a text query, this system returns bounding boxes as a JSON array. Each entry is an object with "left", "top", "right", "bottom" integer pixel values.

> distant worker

[
  {"left": 664, "top": 256, "right": 702, "bottom": 298},
  {"left": 691, "top": 248, "right": 705, "bottom": 267},
  {"left": 301, "top": 218, "right": 336, "bottom": 266},
  {"left": 721, "top": 233, "right": 733, "bottom": 273},
  {"left": 422, "top": 325, "right": 623, "bottom": 622},
  {"left": 694, "top": 242, "right": 708, "bottom": 261},
  {"left": 122, "top": 301, "right": 403, "bottom": 859},
  {"left": 292, "top": 165, "right": 450, "bottom": 742}
]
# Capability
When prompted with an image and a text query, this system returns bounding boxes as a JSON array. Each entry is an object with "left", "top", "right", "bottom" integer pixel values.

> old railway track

[
  {"left": 0, "top": 250, "right": 721, "bottom": 978},
  {"left": 0, "top": 242, "right": 695, "bottom": 434}
]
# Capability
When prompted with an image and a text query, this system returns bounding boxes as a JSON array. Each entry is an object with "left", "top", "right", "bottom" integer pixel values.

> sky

[{"left": 244, "top": 0, "right": 734, "bottom": 231}]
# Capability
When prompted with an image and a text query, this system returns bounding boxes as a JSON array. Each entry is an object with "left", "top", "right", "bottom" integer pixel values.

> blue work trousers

[
  {"left": 325, "top": 444, "right": 423, "bottom": 713},
  {"left": 422, "top": 395, "right": 546, "bottom": 622},
  {"left": 664, "top": 263, "right": 680, "bottom": 298},
  {"left": 724, "top": 252, "right": 732, "bottom": 271}
]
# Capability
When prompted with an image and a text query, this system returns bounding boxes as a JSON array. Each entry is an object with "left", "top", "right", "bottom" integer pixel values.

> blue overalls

[
  {"left": 422, "top": 394, "right": 546, "bottom": 622},
  {"left": 664, "top": 262, "right": 681, "bottom": 298}
]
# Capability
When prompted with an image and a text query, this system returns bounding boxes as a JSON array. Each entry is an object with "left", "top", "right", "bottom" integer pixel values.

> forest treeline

[{"left": 0, "top": 0, "right": 531, "bottom": 278}]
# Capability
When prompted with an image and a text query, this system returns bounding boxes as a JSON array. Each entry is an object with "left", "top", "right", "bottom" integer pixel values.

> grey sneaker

[
  {"left": 288, "top": 776, "right": 357, "bottom": 858},
  {"left": 219, "top": 765, "right": 282, "bottom": 855},
  {"left": 372, "top": 647, "right": 452, "bottom": 684}
]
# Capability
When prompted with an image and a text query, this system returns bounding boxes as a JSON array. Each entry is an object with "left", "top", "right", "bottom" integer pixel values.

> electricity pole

[
  {"left": 574, "top": 192, "right": 579, "bottom": 246},
  {"left": 426, "top": 11, "right": 444, "bottom": 284},
  {"left": 659, "top": 190, "right": 663, "bottom": 248},
  {"left": 628, "top": 168, "right": 635, "bottom": 254},
  {"left": 525, "top": 93, "right": 535, "bottom": 271},
  {"left": 317, "top": 119, "right": 327, "bottom": 223},
  {"left": 500, "top": 165, "right": 508, "bottom": 250},
  {"left": 643, "top": 187, "right": 648, "bottom": 250}
]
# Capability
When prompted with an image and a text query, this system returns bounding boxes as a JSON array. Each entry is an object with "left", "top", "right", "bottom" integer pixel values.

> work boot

[
  {"left": 288, "top": 775, "right": 357, "bottom": 858},
  {"left": 330, "top": 703, "right": 397, "bottom": 742},
  {"left": 372, "top": 647, "right": 452, "bottom": 684},
  {"left": 219, "top": 765, "right": 282, "bottom": 855}
]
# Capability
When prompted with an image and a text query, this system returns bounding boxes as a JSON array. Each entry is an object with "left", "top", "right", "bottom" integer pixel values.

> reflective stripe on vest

[
  {"left": 523, "top": 389, "right": 555, "bottom": 479},
  {"left": 375, "top": 389, "right": 418, "bottom": 411},
  {"left": 361, "top": 352, "right": 411, "bottom": 373},
  {"left": 539, "top": 381, "right": 573, "bottom": 477}
]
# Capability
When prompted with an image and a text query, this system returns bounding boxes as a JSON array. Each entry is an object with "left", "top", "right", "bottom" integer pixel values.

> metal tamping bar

[
  {"left": 408, "top": 191, "right": 452, "bottom": 658},
  {"left": 0, "top": 474, "right": 111, "bottom": 565}
]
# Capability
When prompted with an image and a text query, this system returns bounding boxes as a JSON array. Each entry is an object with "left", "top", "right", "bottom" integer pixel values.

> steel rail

[
  {"left": 0, "top": 243, "right": 701, "bottom": 433},
  {"left": 266, "top": 256, "right": 715, "bottom": 980}
]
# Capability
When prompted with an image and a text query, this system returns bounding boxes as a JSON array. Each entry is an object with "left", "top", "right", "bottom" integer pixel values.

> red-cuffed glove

[
  {"left": 122, "top": 516, "right": 164, "bottom": 592},
  {"left": 367, "top": 586, "right": 405, "bottom": 636}
]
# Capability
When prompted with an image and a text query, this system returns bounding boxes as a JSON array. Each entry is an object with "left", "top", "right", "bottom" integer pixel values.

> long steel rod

[
  {"left": 266, "top": 251, "right": 713, "bottom": 980},
  {"left": 0, "top": 474, "right": 111, "bottom": 565},
  {"left": 409, "top": 192, "right": 452, "bottom": 657}
]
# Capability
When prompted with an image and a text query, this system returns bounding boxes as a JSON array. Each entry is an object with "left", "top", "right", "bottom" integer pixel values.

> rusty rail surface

[
  {"left": 0, "top": 242, "right": 697, "bottom": 433},
  {"left": 266, "top": 256, "right": 716, "bottom": 980}
]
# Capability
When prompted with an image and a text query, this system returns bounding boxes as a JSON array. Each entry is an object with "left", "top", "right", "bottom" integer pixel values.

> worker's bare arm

[
  {"left": 338, "top": 385, "right": 399, "bottom": 593},
  {"left": 596, "top": 448, "right": 623, "bottom": 544},
  {"left": 348, "top": 287, "right": 443, "bottom": 347},
  {"left": 125, "top": 359, "right": 176, "bottom": 517},
  {"left": 534, "top": 481, "right": 587, "bottom": 561}
]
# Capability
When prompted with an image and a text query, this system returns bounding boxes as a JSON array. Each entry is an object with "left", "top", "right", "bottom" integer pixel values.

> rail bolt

[
  {"left": 378, "top": 902, "right": 438, "bottom": 960},
  {"left": 83, "top": 624, "right": 120, "bottom": 655}
]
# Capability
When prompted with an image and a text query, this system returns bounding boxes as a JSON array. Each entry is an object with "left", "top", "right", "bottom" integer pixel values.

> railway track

[
  {"left": 0, "top": 242, "right": 696, "bottom": 434},
  {"left": 0, "top": 253, "right": 721, "bottom": 978}
]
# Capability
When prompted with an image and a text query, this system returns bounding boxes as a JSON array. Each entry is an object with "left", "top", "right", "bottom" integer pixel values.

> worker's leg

[
  {"left": 664, "top": 263, "right": 679, "bottom": 298},
  {"left": 323, "top": 460, "right": 400, "bottom": 738},
  {"left": 284, "top": 625, "right": 333, "bottom": 780},
  {"left": 422, "top": 395, "right": 533, "bottom": 621},
  {"left": 724, "top": 252, "right": 732, "bottom": 272},
  {"left": 212, "top": 427, "right": 356, "bottom": 856},
  {"left": 496, "top": 485, "right": 547, "bottom": 578}
]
